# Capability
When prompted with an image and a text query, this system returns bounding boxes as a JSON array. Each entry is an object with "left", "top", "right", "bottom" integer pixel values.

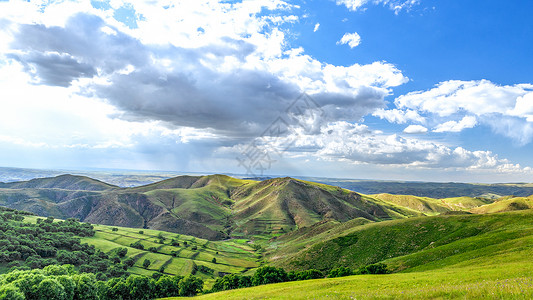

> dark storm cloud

[
  {"left": 8, "top": 13, "right": 387, "bottom": 138},
  {"left": 8, "top": 51, "right": 96, "bottom": 87}
]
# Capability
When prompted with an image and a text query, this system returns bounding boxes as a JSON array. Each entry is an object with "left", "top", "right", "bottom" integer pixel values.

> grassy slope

[
  {"left": 165, "top": 210, "right": 533, "bottom": 299},
  {"left": 470, "top": 195, "right": 533, "bottom": 214},
  {"left": 22, "top": 215, "right": 261, "bottom": 288},
  {"left": 270, "top": 210, "right": 533, "bottom": 272},
  {"left": 164, "top": 259, "right": 533, "bottom": 299},
  {"left": 82, "top": 224, "right": 261, "bottom": 286}
]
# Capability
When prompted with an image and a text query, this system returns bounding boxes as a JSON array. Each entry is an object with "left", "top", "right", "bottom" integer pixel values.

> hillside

[
  {"left": 470, "top": 195, "right": 533, "bottom": 214},
  {"left": 0, "top": 174, "right": 422, "bottom": 240},
  {"left": 313, "top": 178, "right": 533, "bottom": 198},
  {"left": 371, "top": 193, "right": 495, "bottom": 214},
  {"left": 0, "top": 174, "right": 118, "bottom": 191},
  {"left": 268, "top": 210, "right": 533, "bottom": 273}
]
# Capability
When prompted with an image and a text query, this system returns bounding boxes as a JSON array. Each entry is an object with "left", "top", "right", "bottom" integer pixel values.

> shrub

[
  {"left": 358, "top": 263, "right": 388, "bottom": 274},
  {"left": 328, "top": 266, "right": 352, "bottom": 278},
  {"left": 142, "top": 259, "right": 151, "bottom": 269},
  {"left": 130, "top": 241, "right": 144, "bottom": 250},
  {"left": 251, "top": 266, "right": 288, "bottom": 286},
  {"left": 178, "top": 275, "right": 203, "bottom": 297}
]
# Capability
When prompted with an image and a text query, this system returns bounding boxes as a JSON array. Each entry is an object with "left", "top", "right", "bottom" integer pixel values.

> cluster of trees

[
  {"left": 210, "top": 264, "right": 388, "bottom": 293},
  {"left": 0, "top": 265, "right": 204, "bottom": 299},
  {"left": 0, "top": 209, "right": 132, "bottom": 280},
  {"left": 210, "top": 266, "right": 322, "bottom": 293},
  {"left": 327, "top": 263, "right": 388, "bottom": 277}
]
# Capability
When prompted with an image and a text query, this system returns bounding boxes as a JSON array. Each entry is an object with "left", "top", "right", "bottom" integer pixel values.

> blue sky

[{"left": 0, "top": 0, "right": 532, "bottom": 182}]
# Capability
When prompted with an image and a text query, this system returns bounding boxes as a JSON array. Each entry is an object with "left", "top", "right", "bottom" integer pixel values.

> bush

[
  {"left": 251, "top": 266, "right": 288, "bottom": 286},
  {"left": 328, "top": 266, "right": 352, "bottom": 278},
  {"left": 179, "top": 275, "right": 203, "bottom": 296},
  {"left": 142, "top": 259, "right": 151, "bottom": 269},
  {"left": 288, "top": 269, "right": 323, "bottom": 281},
  {"left": 130, "top": 241, "right": 144, "bottom": 250},
  {"left": 358, "top": 263, "right": 388, "bottom": 274}
]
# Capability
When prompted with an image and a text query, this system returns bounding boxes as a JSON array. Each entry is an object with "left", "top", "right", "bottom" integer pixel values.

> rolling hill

[{"left": 0, "top": 174, "right": 427, "bottom": 240}]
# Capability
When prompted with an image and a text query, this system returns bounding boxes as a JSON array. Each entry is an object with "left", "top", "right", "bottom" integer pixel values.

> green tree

[
  {"left": 72, "top": 273, "right": 99, "bottom": 300},
  {"left": 36, "top": 278, "right": 66, "bottom": 300},
  {"left": 359, "top": 263, "right": 388, "bottom": 274},
  {"left": 327, "top": 266, "right": 352, "bottom": 278},
  {"left": 143, "top": 259, "right": 151, "bottom": 269},
  {"left": 251, "top": 266, "right": 288, "bottom": 286},
  {"left": 155, "top": 275, "right": 183, "bottom": 298},
  {"left": 126, "top": 275, "right": 155, "bottom": 300},
  {"left": 178, "top": 275, "right": 204, "bottom": 297},
  {"left": 0, "top": 284, "right": 24, "bottom": 300}
]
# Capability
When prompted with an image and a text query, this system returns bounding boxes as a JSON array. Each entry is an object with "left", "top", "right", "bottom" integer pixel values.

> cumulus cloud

[
  {"left": 403, "top": 125, "right": 427, "bottom": 134},
  {"left": 433, "top": 116, "right": 477, "bottom": 133},
  {"left": 336, "top": 0, "right": 420, "bottom": 14},
  {"left": 3, "top": 2, "right": 407, "bottom": 139},
  {"left": 394, "top": 79, "right": 533, "bottom": 144},
  {"left": 337, "top": 32, "right": 361, "bottom": 48},
  {"left": 373, "top": 108, "right": 425, "bottom": 124},
  {"left": 269, "top": 121, "right": 523, "bottom": 171}
]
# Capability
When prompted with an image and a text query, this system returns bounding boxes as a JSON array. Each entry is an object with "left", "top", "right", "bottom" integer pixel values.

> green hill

[
  {"left": 0, "top": 175, "right": 422, "bottom": 240},
  {"left": 470, "top": 195, "right": 533, "bottom": 214},
  {"left": 270, "top": 210, "right": 533, "bottom": 273},
  {"left": 0, "top": 174, "right": 118, "bottom": 191}
]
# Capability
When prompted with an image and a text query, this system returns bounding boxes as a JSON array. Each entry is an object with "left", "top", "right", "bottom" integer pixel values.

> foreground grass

[{"left": 163, "top": 259, "right": 533, "bottom": 299}]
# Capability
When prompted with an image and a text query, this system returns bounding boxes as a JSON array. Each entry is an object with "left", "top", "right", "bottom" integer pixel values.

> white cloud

[
  {"left": 336, "top": 0, "right": 419, "bottom": 14},
  {"left": 313, "top": 23, "right": 320, "bottom": 32},
  {"left": 373, "top": 108, "right": 425, "bottom": 124},
  {"left": 336, "top": 0, "right": 367, "bottom": 11},
  {"left": 337, "top": 32, "right": 361, "bottom": 48},
  {"left": 394, "top": 80, "right": 533, "bottom": 144},
  {"left": 404, "top": 125, "right": 428, "bottom": 134},
  {"left": 508, "top": 92, "right": 533, "bottom": 121},
  {"left": 252, "top": 121, "right": 524, "bottom": 171},
  {"left": 433, "top": 116, "right": 477, "bottom": 133},
  {"left": 0, "top": 0, "right": 409, "bottom": 141}
]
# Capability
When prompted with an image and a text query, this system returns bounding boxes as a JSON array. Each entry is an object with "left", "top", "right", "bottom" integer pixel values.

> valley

[{"left": 1, "top": 173, "right": 532, "bottom": 298}]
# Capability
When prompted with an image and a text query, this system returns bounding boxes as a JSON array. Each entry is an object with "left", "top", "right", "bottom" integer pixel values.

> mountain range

[{"left": 0, "top": 174, "right": 532, "bottom": 241}]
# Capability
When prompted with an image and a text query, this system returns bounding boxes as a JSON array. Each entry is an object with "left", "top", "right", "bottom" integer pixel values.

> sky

[{"left": 0, "top": 0, "right": 532, "bottom": 182}]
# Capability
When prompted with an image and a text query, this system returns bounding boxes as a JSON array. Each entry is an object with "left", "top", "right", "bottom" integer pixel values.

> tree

[
  {"left": 126, "top": 275, "right": 155, "bottom": 300},
  {"left": 155, "top": 275, "right": 183, "bottom": 298},
  {"left": 359, "top": 263, "right": 388, "bottom": 274},
  {"left": 0, "top": 284, "right": 24, "bottom": 300},
  {"left": 211, "top": 257, "right": 217, "bottom": 264},
  {"left": 143, "top": 259, "right": 151, "bottom": 269},
  {"left": 178, "top": 275, "right": 204, "bottom": 296},
  {"left": 327, "top": 266, "right": 352, "bottom": 278},
  {"left": 130, "top": 240, "right": 144, "bottom": 250},
  {"left": 36, "top": 278, "right": 67, "bottom": 300},
  {"left": 72, "top": 273, "right": 99, "bottom": 300},
  {"left": 251, "top": 266, "right": 288, "bottom": 286}
]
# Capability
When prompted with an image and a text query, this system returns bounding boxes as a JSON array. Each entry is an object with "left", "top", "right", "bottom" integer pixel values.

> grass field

[
  {"left": 22, "top": 215, "right": 261, "bottom": 287},
  {"left": 163, "top": 211, "right": 533, "bottom": 299},
  {"left": 80, "top": 223, "right": 261, "bottom": 285},
  {"left": 162, "top": 261, "right": 533, "bottom": 299}
]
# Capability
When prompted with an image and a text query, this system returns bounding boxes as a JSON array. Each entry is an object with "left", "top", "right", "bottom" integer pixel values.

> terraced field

[
  {"left": 84, "top": 224, "right": 260, "bottom": 284},
  {"left": 22, "top": 215, "right": 261, "bottom": 287}
]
